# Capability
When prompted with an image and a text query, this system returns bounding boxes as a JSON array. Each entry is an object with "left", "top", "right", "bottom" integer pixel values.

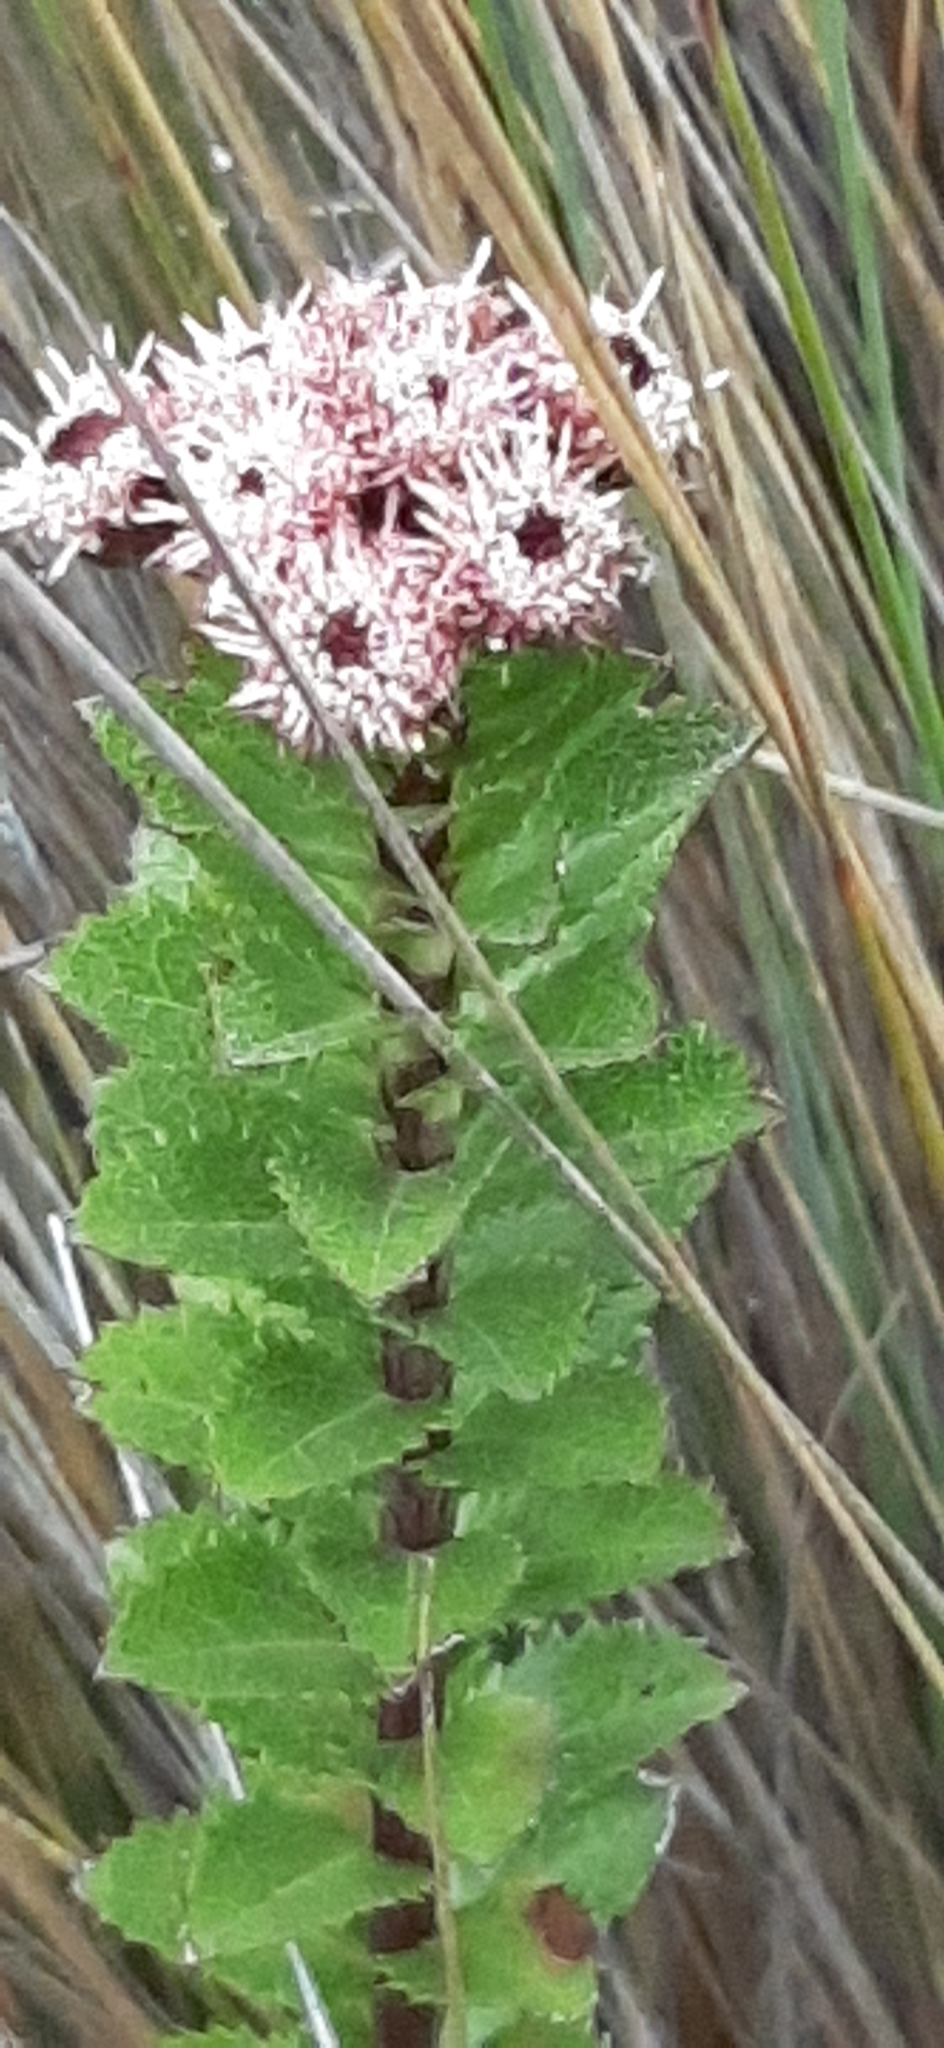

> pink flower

[{"left": 0, "top": 250, "right": 713, "bottom": 755}]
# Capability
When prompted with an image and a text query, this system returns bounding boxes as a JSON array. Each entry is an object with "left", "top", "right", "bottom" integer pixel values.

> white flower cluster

[{"left": 0, "top": 250, "right": 714, "bottom": 754}]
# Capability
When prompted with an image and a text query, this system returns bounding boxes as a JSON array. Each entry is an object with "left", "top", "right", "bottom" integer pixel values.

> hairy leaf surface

[{"left": 61, "top": 649, "right": 757, "bottom": 2043}]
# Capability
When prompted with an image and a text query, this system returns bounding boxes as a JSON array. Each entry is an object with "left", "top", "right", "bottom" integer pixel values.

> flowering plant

[
  {"left": 4, "top": 252, "right": 754, "bottom": 2047},
  {"left": 0, "top": 251, "right": 710, "bottom": 753}
]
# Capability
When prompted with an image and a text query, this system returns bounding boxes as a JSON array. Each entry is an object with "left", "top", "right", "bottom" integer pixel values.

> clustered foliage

[{"left": 55, "top": 645, "right": 761, "bottom": 2044}]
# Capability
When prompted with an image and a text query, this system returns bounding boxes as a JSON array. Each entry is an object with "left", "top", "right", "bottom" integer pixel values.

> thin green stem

[
  {"left": 812, "top": 0, "right": 905, "bottom": 493},
  {"left": 708, "top": 14, "right": 944, "bottom": 795},
  {"left": 811, "top": 0, "right": 931, "bottom": 729},
  {"left": 470, "top": 0, "right": 554, "bottom": 225},
  {"left": 477, "top": 0, "right": 600, "bottom": 288},
  {"left": 415, "top": 1556, "right": 466, "bottom": 2048}
]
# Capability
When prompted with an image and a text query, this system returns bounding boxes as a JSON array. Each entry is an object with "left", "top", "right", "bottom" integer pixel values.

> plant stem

[{"left": 415, "top": 1556, "right": 466, "bottom": 2048}]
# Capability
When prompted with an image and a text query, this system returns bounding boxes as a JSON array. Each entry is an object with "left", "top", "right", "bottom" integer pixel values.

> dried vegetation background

[{"left": 1, "top": 2, "right": 944, "bottom": 2044}]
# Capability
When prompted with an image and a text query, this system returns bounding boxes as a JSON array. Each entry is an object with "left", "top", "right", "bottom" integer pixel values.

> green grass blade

[
  {"left": 811, "top": 0, "right": 933, "bottom": 744},
  {"left": 708, "top": 10, "right": 944, "bottom": 795},
  {"left": 470, "top": 0, "right": 599, "bottom": 287}
]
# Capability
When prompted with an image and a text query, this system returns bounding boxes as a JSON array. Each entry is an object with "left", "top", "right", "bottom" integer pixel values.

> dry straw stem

[
  {"left": 858, "top": 43, "right": 944, "bottom": 302},
  {"left": 5, "top": 547, "right": 944, "bottom": 1705},
  {"left": 356, "top": 0, "right": 944, "bottom": 1196},
  {"left": 0, "top": 1813, "right": 156, "bottom": 2048},
  {"left": 566, "top": 0, "right": 666, "bottom": 243},
  {"left": 740, "top": 786, "right": 944, "bottom": 1354},
  {"left": 768, "top": 1149, "right": 944, "bottom": 1549},
  {"left": 686, "top": 3, "right": 944, "bottom": 1171},
  {"left": 615, "top": 0, "right": 925, "bottom": 748},
  {"left": 633, "top": 1592, "right": 909, "bottom": 2048},
  {"left": 695, "top": 1720, "right": 907, "bottom": 2048},
  {"left": 896, "top": 0, "right": 924, "bottom": 149},
  {"left": 322, "top": 0, "right": 458, "bottom": 265},
  {"left": 752, "top": 749, "right": 944, "bottom": 831},
  {"left": 683, "top": 1556, "right": 941, "bottom": 1875},
  {"left": 0, "top": 910, "right": 95, "bottom": 1127},
  {"left": 664, "top": 1572, "right": 944, "bottom": 1918},
  {"left": 157, "top": 0, "right": 326, "bottom": 285},
  {"left": 69, "top": 0, "right": 254, "bottom": 315},
  {"left": 202, "top": 0, "right": 444, "bottom": 277}
]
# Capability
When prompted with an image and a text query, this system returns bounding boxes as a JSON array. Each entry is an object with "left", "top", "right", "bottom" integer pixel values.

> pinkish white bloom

[{"left": 0, "top": 248, "right": 715, "bottom": 755}]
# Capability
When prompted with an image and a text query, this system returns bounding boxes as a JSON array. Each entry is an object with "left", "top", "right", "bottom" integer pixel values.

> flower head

[{"left": 0, "top": 250, "right": 716, "bottom": 754}]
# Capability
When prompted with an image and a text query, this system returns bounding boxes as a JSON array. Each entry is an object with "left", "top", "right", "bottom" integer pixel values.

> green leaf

[
  {"left": 57, "top": 807, "right": 377, "bottom": 1075},
  {"left": 95, "top": 667, "right": 381, "bottom": 931},
  {"left": 383, "top": 1877, "right": 595, "bottom": 2034},
  {"left": 442, "top": 1693, "right": 556, "bottom": 1864},
  {"left": 56, "top": 821, "right": 392, "bottom": 1283},
  {"left": 186, "top": 1923, "right": 375, "bottom": 2045},
  {"left": 106, "top": 1511, "right": 377, "bottom": 1782},
  {"left": 164, "top": 2033, "right": 304, "bottom": 2047},
  {"left": 274, "top": 1133, "right": 464, "bottom": 1302},
  {"left": 440, "top": 1230, "right": 594, "bottom": 1404},
  {"left": 208, "top": 904, "right": 375, "bottom": 1068},
  {"left": 518, "top": 1778, "right": 667, "bottom": 1923},
  {"left": 441, "top": 1102, "right": 660, "bottom": 1347},
  {"left": 377, "top": 1691, "right": 554, "bottom": 1866},
  {"left": 293, "top": 1492, "right": 414, "bottom": 1672},
  {"left": 429, "top": 1525, "right": 527, "bottom": 1644},
  {"left": 296, "top": 1494, "right": 525, "bottom": 1674},
  {"left": 507, "top": 1475, "right": 733, "bottom": 1618},
  {"left": 75, "top": 1056, "right": 322, "bottom": 1277},
  {"left": 165, "top": 2033, "right": 305, "bottom": 2048},
  {"left": 89, "top": 1284, "right": 437, "bottom": 1501},
  {"left": 429, "top": 1365, "right": 666, "bottom": 1494},
  {"left": 476, "top": 931, "right": 659, "bottom": 1074},
  {"left": 495, "top": 1621, "right": 741, "bottom": 1920},
  {"left": 432, "top": 1110, "right": 654, "bottom": 1414},
  {"left": 571, "top": 1025, "right": 766, "bottom": 1230},
  {"left": 54, "top": 828, "right": 214, "bottom": 1066},
  {"left": 491, "top": 2025, "right": 594, "bottom": 2047},
  {"left": 499, "top": 1621, "right": 741, "bottom": 1781},
  {"left": 450, "top": 776, "right": 560, "bottom": 947},
  {"left": 190, "top": 1788, "right": 423, "bottom": 1951},
  {"left": 87, "top": 1786, "right": 426, "bottom": 1958},
  {"left": 84, "top": 1808, "right": 194, "bottom": 1956},
  {"left": 90, "top": 1797, "right": 410, "bottom": 2044},
  {"left": 454, "top": 649, "right": 742, "bottom": 1070}
]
